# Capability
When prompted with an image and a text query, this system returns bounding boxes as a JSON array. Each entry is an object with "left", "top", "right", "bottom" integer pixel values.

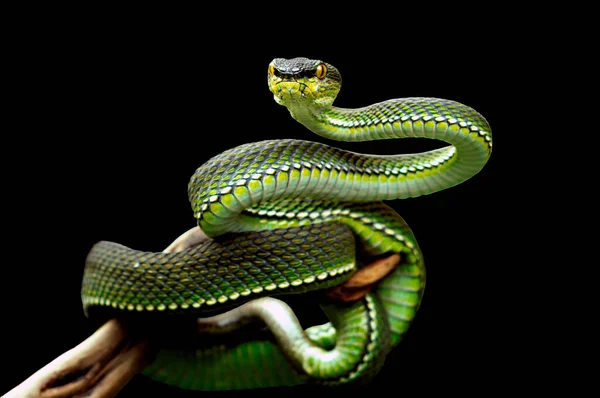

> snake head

[{"left": 268, "top": 57, "right": 342, "bottom": 109}]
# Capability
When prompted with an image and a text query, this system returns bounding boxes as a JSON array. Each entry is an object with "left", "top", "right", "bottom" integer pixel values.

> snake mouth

[{"left": 270, "top": 81, "right": 314, "bottom": 105}]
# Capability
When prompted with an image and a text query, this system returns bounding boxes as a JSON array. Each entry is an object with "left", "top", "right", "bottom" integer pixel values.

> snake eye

[
  {"left": 316, "top": 63, "right": 327, "bottom": 79},
  {"left": 268, "top": 64, "right": 275, "bottom": 76}
]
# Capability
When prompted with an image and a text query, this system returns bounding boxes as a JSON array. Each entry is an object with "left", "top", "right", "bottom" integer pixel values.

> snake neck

[
  {"left": 190, "top": 97, "right": 492, "bottom": 237},
  {"left": 286, "top": 97, "right": 492, "bottom": 196}
]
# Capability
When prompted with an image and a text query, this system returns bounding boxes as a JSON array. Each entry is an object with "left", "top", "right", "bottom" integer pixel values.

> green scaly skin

[{"left": 81, "top": 57, "right": 492, "bottom": 390}]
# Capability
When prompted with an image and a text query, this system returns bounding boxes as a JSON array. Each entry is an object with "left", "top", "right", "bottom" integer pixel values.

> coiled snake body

[{"left": 82, "top": 57, "right": 492, "bottom": 390}]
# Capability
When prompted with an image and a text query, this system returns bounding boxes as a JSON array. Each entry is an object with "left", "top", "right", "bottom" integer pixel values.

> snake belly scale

[{"left": 81, "top": 57, "right": 492, "bottom": 390}]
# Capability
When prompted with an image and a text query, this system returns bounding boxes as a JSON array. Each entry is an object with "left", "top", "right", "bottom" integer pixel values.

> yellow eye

[
  {"left": 268, "top": 64, "right": 275, "bottom": 76},
  {"left": 316, "top": 63, "right": 327, "bottom": 79}
]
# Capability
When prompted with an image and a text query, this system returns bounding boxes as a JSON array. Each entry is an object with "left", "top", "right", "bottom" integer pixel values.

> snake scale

[{"left": 81, "top": 57, "right": 492, "bottom": 391}]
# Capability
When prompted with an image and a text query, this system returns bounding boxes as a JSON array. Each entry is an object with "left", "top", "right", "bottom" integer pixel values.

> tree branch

[
  {"left": 5, "top": 227, "right": 400, "bottom": 397},
  {"left": 4, "top": 227, "right": 207, "bottom": 398},
  {"left": 4, "top": 319, "right": 154, "bottom": 398}
]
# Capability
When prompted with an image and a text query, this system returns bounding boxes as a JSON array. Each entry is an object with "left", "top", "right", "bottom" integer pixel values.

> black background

[{"left": 3, "top": 9, "right": 522, "bottom": 397}]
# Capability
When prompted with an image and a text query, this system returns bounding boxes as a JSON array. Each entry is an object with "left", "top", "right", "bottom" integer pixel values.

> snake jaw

[{"left": 269, "top": 81, "right": 313, "bottom": 105}]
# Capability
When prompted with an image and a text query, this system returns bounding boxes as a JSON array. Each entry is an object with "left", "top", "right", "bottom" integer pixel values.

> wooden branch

[
  {"left": 326, "top": 253, "right": 401, "bottom": 302},
  {"left": 3, "top": 320, "right": 154, "bottom": 398},
  {"left": 4, "top": 226, "right": 209, "bottom": 398},
  {"left": 5, "top": 226, "right": 400, "bottom": 397}
]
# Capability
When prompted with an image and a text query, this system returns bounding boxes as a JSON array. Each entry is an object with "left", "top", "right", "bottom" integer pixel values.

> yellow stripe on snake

[{"left": 81, "top": 57, "right": 492, "bottom": 390}]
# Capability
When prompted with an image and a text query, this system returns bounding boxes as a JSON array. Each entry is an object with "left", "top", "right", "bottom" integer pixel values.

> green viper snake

[{"left": 81, "top": 57, "right": 492, "bottom": 391}]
